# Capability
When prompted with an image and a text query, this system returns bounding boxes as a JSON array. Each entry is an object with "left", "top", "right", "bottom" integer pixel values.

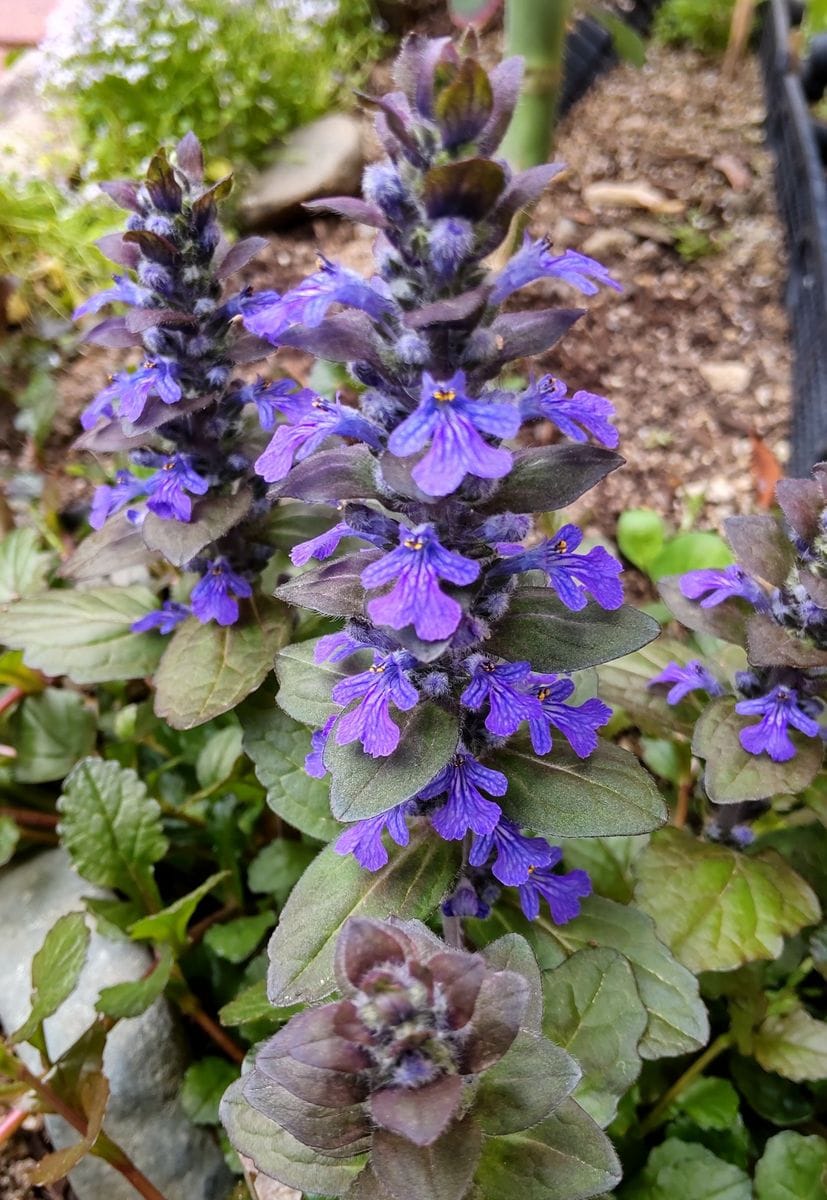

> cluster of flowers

[
  {"left": 650, "top": 464, "right": 827, "bottom": 766},
  {"left": 74, "top": 134, "right": 286, "bottom": 628},
  {"left": 238, "top": 38, "right": 636, "bottom": 925},
  {"left": 221, "top": 917, "right": 595, "bottom": 1199}
]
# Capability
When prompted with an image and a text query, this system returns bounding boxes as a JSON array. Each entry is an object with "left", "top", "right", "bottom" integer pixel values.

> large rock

[
  {"left": 0, "top": 850, "right": 234, "bottom": 1200},
  {"left": 239, "top": 112, "right": 364, "bottom": 229}
]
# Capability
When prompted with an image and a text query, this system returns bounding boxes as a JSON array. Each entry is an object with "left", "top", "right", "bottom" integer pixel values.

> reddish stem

[
  {"left": 177, "top": 994, "right": 245, "bottom": 1064},
  {"left": 0, "top": 1107, "right": 27, "bottom": 1147},
  {"left": 0, "top": 807, "right": 59, "bottom": 828},
  {"left": 0, "top": 688, "right": 24, "bottom": 718}
]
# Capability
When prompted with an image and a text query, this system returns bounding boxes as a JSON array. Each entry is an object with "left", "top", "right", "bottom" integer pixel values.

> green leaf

[
  {"left": 373, "top": 1117, "right": 480, "bottom": 1200},
  {"left": 220, "top": 1078, "right": 368, "bottom": 1195},
  {"left": 267, "top": 829, "right": 456, "bottom": 1005},
  {"left": 11, "top": 688, "right": 96, "bottom": 783},
  {"left": 0, "top": 586, "right": 165, "bottom": 683},
  {"left": 649, "top": 532, "right": 734, "bottom": 582},
  {"left": 0, "top": 528, "right": 53, "bottom": 603},
  {"left": 501, "top": 895, "right": 709, "bottom": 1059},
  {"left": 541, "top": 947, "right": 647, "bottom": 1127},
  {"left": 475, "top": 1032, "right": 581, "bottom": 1135},
  {"left": 594, "top": 10, "right": 647, "bottom": 66},
  {"left": 495, "top": 738, "right": 666, "bottom": 838},
  {"left": 486, "top": 590, "right": 659, "bottom": 672},
  {"left": 326, "top": 704, "right": 459, "bottom": 821},
  {"left": 562, "top": 836, "right": 647, "bottom": 903},
  {"left": 275, "top": 637, "right": 372, "bottom": 726},
  {"left": 753, "top": 1008, "right": 827, "bottom": 1082},
  {"left": 58, "top": 759, "right": 167, "bottom": 908},
  {"left": 730, "top": 1053, "right": 814, "bottom": 1125},
  {"left": 247, "top": 840, "right": 319, "bottom": 906},
  {"left": 617, "top": 509, "right": 666, "bottom": 573},
  {"left": 129, "top": 870, "right": 229, "bottom": 951},
  {"left": 475, "top": 1099, "right": 620, "bottom": 1200},
  {"left": 95, "top": 945, "right": 174, "bottom": 1018},
  {"left": 240, "top": 698, "right": 338, "bottom": 841},
  {"left": 154, "top": 598, "right": 290, "bottom": 730},
  {"left": 28, "top": 1072, "right": 109, "bottom": 1187},
  {"left": 620, "top": 1139, "right": 751, "bottom": 1200},
  {"left": 755, "top": 1131, "right": 827, "bottom": 1199},
  {"left": 274, "top": 446, "right": 380, "bottom": 503},
  {"left": 142, "top": 488, "right": 252, "bottom": 567},
  {"left": 84, "top": 897, "right": 143, "bottom": 942},
  {"left": 634, "top": 828, "right": 821, "bottom": 972},
  {"left": 489, "top": 445, "right": 623, "bottom": 514},
  {"left": 204, "top": 912, "right": 275, "bottom": 963},
  {"left": 195, "top": 725, "right": 243, "bottom": 788},
  {"left": 0, "top": 815, "right": 19, "bottom": 867},
  {"left": 693, "top": 697, "right": 823, "bottom": 803},
  {"left": 668, "top": 1077, "right": 741, "bottom": 1130},
  {"left": 13, "top": 912, "right": 90, "bottom": 1044},
  {"left": 275, "top": 551, "right": 374, "bottom": 617},
  {"left": 218, "top": 980, "right": 301, "bottom": 1028},
  {"left": 181, "top": 1056, "right": 239, "bottom": 1126},
  {"left": 752, "top": 824, "right": 827, "bottom": 908}
]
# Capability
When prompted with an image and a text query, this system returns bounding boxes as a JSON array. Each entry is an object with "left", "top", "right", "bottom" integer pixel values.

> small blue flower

[
  {"left": 254, "top": 392, "right": 382, "bottom": 483},
  {"left": 527, "top": 674, "right": 611, "bottom": 757},
  {"left": 73, "top": 275, "right": 149, "bottom": 319},
  {"left": 491, "top": 235, "right": 622, "bottom": 304},
  {"left": 681, "top": 565, "right": 768, "bottom": 611},
  {"left": 388, "top": 370, "right": 519, "bottom": 497},
  {"left": 648, "top": 660, "right": 724, "bottom": 706},
  {"left": 241, "top": 257, "right": 395, "bottom": 344},
  {"left": 89, "top": 470, "right": 146, "bottom": 530},
  {"left": 144, "top": 454, "right": 209, "bottom": 522},
  {"left": 519, "top": 375, "right": 618, "bottom": 449},
  {"left": 517, "top": 855, "right": 592, "bottom": 923},
  {"left": 497, "top": 523, "right": 623, "bottom": 611},
  {"left": 362, "top": 523, "right": 480, "bottom": 641},
  {"left": 236, "top": 378, "right": 298, "bottom": 431},
  {"left": 131, "top": 600, "right": 190, "bottom": 635},
  {"left": 82, "top": 360, "right": 182, "bottom": 429},
  {"left": 469, "top": 817, "right": 555, "bottom": 886},
  {"left": 190, "top": 558, "right": 253, "bottom": 626},
  {"left": 419, "top": 752, "right": 507, "bottom": 841},
  {"left": 460, "top": 658, "right": 540, "bottom": 738},
  {"left": 305, "top": 715, "right": 337, "bottom": 778},
  {"left": 736, "top": 685, "right": 823, "bottom": 763},
  {"left": 333, "top": 803, "right": 411, "bottom": 871},
  {"left": 291, "top": 522, "right": 354, "bottom": 567},
  {"left": 314, "top": 630, "right": 369, "bottom": 663},
  {"left": 331, "top": 651, "right": 419, "bottom": 758}
]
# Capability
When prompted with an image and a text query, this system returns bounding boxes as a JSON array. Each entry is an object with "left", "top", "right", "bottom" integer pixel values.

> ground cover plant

[{"left": 0, "top": 26, "right": 826, "bottom": 1200}]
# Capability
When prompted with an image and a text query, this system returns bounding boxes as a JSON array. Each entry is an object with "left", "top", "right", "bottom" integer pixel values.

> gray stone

[
  {"left": 0, "top": 850, "right": 234, "bottom": 1200},
  {"left": 238, "top": 112, "right": 364, "bottom": 229}
]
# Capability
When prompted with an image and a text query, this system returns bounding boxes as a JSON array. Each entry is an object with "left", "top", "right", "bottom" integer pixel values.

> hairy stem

[{"left": 639, "top": 1033, "right": 733, "bottom": 1136}]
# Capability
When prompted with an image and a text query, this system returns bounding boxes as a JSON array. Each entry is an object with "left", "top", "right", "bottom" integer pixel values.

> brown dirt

[
  {"left": 52, "top": 43, "right": 790, "bottom": 544},
  {"left": 0, "top": 1116, "right": 75, "bottom": 1200}
]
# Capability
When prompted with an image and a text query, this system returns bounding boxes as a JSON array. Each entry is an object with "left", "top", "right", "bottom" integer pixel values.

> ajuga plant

[
  {"left": 649, "top": 464, "right": 827, "bottom": 816},
  {"left": 217, "top": 35, "right": 687, "bottom": 1199}
]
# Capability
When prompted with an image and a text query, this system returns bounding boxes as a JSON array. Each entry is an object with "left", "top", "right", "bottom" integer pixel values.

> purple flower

[
  {"left": 331, "top": 651, "right": 419, "bottom": 758},
  {"left": 469, "top": 817, "right": 555, "bottom": 886},
  {"left": 648, "top": 660, "right": 724, "bottom": 706},
  {"left": 731, "top": 824, "right": 755, "bottom": 847},
  {"left": 291, "top": 522, "right": 354, "bottom": 567},
  {"left": 527, "top": 675, "right": 611, "bottom": 757},
  {"left": 520, "top": 375, "right": 619, "bottom": 449},
  {"left": 241, "top": 257, "right": 394, "bottom": 343},
  {"left": 236, "top": 378, "right": 298, "bottom": 431},
  {"left": 73, "top": 275, "right": 149, "bottom": 319},
  {"left": 517, "top": 854, "right": 592, "bottom": 923},
  {"left": 254, "top": 392, "right": 381, "bottom": 483},
  {"left": 305, "top": 715, "right": 336, "bottom": 778},
  {"left": 362, "top": 523, "right": 480, "bottom": 641},
  {"left": 460, "top": 658, "right": 540, "bottom": 737},
  {"left": 333, "top": 804, "right": 410, "bottom": 871},
  {"left": 428, "top": 218, "right": 474, "bottom": 280},
  {"left": 314, "top": 630, "right": 368, "bottom": 663},
  {"left": 131, "top": 600, "right": 190, "bottom": 634},
  {"left": 387, "top": 370, "right": 520, "bottom": 497},
  {"left": 418, "top": 753, "right": 507, "bottom": 841},
  {"left": 491, "top": 236, "right": 622, "bottom": 304},
  {"left": 735, "top": 685, "right": 823, "bottom": 763},
  {"left": 498, "top": 523, "right": 623, "bottom": 611},
  {"left": 190, "top": 558, "right": 253, "bottom": 626},
  {"left": 89, "top": 470, "right": 146, "bottom": 529},
  {"left": 145, "top": 454, "right": 209, "bottom": 522},
  {"left": 681, "top": 565, "right": 767, "bottom": 611},
  {"left": 83, "top": 360, "right": 182, "bottom": 429}
]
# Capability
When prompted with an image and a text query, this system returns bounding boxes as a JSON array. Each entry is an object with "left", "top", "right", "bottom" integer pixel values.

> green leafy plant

[{"left": 654, "top": 0, "right": 739, "bottom": 55}]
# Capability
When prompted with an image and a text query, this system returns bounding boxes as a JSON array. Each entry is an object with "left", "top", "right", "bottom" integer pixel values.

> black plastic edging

[
  {"left": 559, "top": 1, "right": 663, "bottom": 117},
  {"left": 760, "top": 0, "right": 827, "bottom": 475}
]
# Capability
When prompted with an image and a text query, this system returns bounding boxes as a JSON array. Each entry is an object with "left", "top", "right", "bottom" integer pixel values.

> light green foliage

[
  {"left": 13, "top": 912, "right": 90, "bottom": 1045},
  {"left": 620, "top": 1139, "right": 751, "bottom": 1199},
  {"left": 181, "top": 1056, "right": 239, "bottom": 1126},
  {"left": 754, "top": 1131, "right": 827, "bottom": 1199},
  {"left": 40, "top": 0, "right": 388, "bottom": 179},
  {"left": 654, "top": 0, "right": 739, "bottom": 55},
  {"left": 617, "top": 509, "right": 733, "bottom": 582}
]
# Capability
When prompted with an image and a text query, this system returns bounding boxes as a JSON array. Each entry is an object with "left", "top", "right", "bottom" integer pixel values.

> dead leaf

[
  {"left": 583, "top": 181, "right": 685, "bottom": 215},
  {"left": 750, "top": 431, "right": 783, "bottom": 510}
]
